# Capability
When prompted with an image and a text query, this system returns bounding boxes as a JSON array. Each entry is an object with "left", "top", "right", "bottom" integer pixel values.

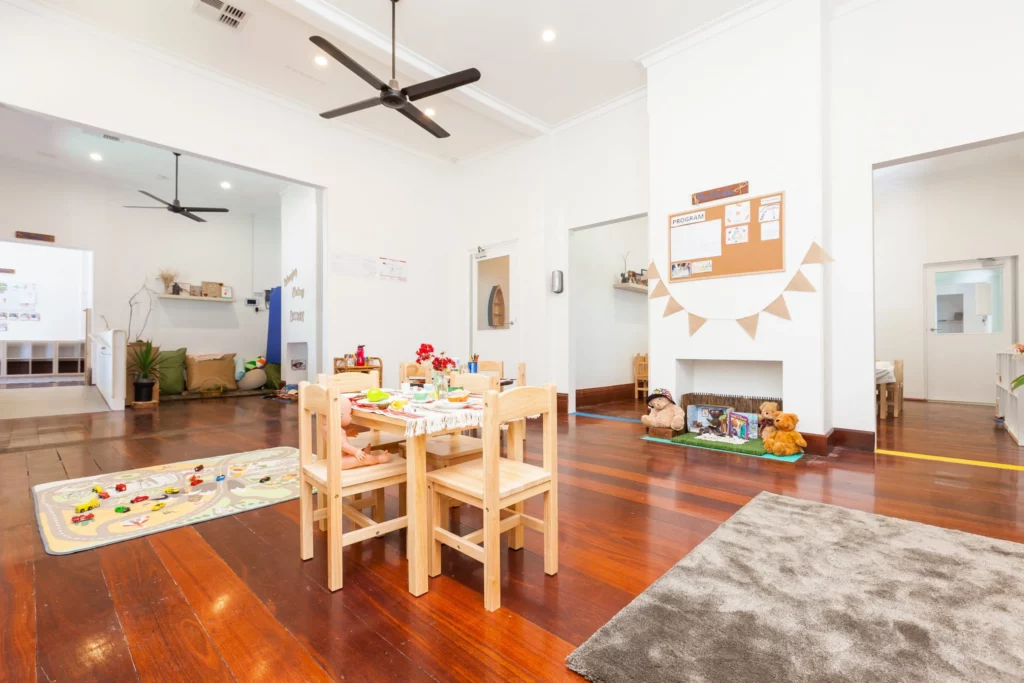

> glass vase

[{"left": 432, "top": 370, "right": 448, "bottom": 399}]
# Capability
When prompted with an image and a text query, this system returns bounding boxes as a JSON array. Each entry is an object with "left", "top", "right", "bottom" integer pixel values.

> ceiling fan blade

[
  {"left": 123, "top": 206, "right": 167, "bottom": 209},
  {"left": 139, "top": 190, "right": 172, "bottom": 207},
  {"left": 180, "top": 210, "right": 206, "bottom": 223},
  {"left": 397, "top": 103, "right": 450, "bottom": 139},
  {"left": 181, "top": 207, "right": 229, "bottom": 213},
  {"left": 401, "top": 68, "right": 481, "bottom": 102},
  {"left": 320, "top": 97, "right": 382, "bottom": 119},
  {"left": 310, "top": 36, "right": 386, "bottom": 91}
]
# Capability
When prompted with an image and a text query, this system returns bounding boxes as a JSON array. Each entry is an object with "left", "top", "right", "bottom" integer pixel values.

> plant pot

[{"left": 134, "top": 377, "right": 155, "bottom": 403}]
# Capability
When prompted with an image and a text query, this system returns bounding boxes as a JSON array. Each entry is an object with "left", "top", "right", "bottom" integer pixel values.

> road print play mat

[{"left": 32, "top": 446, "right": 300, "bottom": 555}]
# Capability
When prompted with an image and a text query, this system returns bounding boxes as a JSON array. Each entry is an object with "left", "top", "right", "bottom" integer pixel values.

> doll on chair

[{"left": 321, "top": 396, "right": 391, "bottom": 469}]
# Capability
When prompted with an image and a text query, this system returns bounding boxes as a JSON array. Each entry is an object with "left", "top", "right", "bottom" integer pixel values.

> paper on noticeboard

[{"left": 671, "top": 219, "right": 722, "bottom": 262}]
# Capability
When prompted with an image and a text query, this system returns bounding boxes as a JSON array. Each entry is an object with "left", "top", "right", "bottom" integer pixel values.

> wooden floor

[{"left": 3, "top": 398, "right": 1023, "bottom": 682}]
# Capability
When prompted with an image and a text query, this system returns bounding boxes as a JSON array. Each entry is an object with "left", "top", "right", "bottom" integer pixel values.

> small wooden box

[
  {"left": 646, "top": 427, "right": 684, "bottom": 440},
  {"left": 201, "top": 281, "right": 223, "bottom": 298}
]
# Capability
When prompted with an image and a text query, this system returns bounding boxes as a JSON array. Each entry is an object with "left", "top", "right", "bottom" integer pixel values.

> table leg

[
  {"left": 406, "top": 433, "right": 429, "bottom": 596},
  {"left": 507, "top": 420, "right": 525, "bottom": 551},
  {"left": 878, "top": 383, "right": 888, "bottom": 419}
]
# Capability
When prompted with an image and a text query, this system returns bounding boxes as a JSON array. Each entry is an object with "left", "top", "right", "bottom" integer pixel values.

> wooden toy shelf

[{"left": 0, "top": 340, "right": 85, "bottom": 378}]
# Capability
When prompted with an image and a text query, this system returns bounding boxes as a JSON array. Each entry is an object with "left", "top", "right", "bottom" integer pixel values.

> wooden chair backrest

[
  {"left": 318, "top": 371, "right": 379, "bottom": 393},
  {"left": 517, "top": 362, "right": 526, "bottom": 387},
  {"left": 634, "top": 354, "right": 648, "bottom": 379},
  {"left": 298, "top": 382, "right": 343, "bottom": 485},
  {"left": 448, "top": 372, "right": 499, "bottom": 394},
  {"left": 482, "top": 384, "right": 558, "bottom": 505},
  {"left": 477, "top": 360, "right": 504, "bottom": 377},
  {"left": 893, "top": 359, "right": 904, "bottom": 383},
  {"left": 399, "top": 362, "right": 431, "bottom": 383}
]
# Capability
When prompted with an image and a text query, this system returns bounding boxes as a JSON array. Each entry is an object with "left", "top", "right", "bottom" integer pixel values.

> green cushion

[
  {"left": 158, "top": 348, "right": 187, "bottom": 395},
  {"left": 263, "top": 362, "right": 282, "bottom": 390}
]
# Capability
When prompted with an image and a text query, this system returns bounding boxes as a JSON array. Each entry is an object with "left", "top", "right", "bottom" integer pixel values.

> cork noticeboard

[{"left": 667, "top": 191, "right": 785, "bottom": 282}]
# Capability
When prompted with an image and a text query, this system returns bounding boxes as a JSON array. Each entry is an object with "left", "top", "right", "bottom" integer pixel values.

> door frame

[
  {"left": 921, "top": 255, "right": 1018, "bottom": 401},
  {"left": 467, "top": 239, "right": 519, "bottom": 364}
]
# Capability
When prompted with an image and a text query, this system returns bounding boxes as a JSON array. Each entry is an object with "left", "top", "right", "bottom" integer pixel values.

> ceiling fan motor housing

[{"left": 381, "top": 83, "right": 406, "bottom": 109}]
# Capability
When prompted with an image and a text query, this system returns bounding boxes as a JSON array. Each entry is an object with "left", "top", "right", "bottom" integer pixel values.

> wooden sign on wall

[
  {"left": 15, "top": 231, "right": 55, "bottom": 243},
  {"left": 692, "top": 181, "right": 748, "bottom": 206}
]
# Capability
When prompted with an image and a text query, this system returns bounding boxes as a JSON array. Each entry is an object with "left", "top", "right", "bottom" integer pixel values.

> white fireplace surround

[{"left": 675, "top": 359, "right": 783, "bottom": 399}]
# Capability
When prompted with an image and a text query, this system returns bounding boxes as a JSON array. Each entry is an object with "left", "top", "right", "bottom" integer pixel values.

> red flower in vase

[
  {"left": 415, "top": 343, "right": 435, "bottom": 364},
  {"left": 431, "top": 355, "right": 456, "bottom": 372}
]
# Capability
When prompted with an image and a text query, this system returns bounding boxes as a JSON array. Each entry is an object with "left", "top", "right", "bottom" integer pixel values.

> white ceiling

[
  {"left": 874, "top": 136, "right": 1024, "bottom": 186},
  {"left": 31, "top": 0, "right": 752, "bottom": 160},
  {"left": 0, "top": 104, "right": 294, "bottom": 215}
]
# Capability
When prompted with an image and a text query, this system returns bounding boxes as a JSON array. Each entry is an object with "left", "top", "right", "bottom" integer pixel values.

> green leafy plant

[
  {"left": 1012, "top": 375, "right": 1024, "bottom": 392},
  {"left": 128, "top": 341, "right": 164, "bottom": 381}
]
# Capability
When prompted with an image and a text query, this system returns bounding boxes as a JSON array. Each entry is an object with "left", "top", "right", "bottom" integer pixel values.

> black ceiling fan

[
  {"left": 123, "top": 152, "right": 229, "bottom": 223},
  {"left": 311, "top": 0, "right": 481, "bottom": 139}
]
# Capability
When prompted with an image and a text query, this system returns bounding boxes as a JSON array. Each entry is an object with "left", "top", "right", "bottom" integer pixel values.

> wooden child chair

[
  {"left": 634, "top": 353, "right": 649, "bottom": 401},
  {"left": 398, "top": 372, "right": 498, "bottom": 525},
  {"left": 877, "top": 360, "right": 905, "bottom": 419},
  {"left": 317, "top": 371, "right": 406, "bottom": 528},
  {"left": 298, "top": 381, "right": 409, "bottom": 591},
  {"left": 477, "top": 360, "right": 504, "bottom": 378},
  {"left": 426, "top": 383, "right": 559, "bottom": 611},
  {"left": 399, "top": 362, "right": 431, "bottom": 384}
]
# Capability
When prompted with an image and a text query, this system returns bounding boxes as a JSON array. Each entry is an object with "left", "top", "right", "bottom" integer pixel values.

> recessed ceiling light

[
  {"left": 542, "top": 29, "right": 556, "bottom": 42},
  {"left": 314, "top": 54, "right": 329, "bottom": 67},
  {"left": 220, "top": 181, "right": 232, "bottom": 190},
  {"left": 89, "top": 152, "right": 103, "bottom": 162},
  {"left": 424, "top": 108, "right": 436, "bottom": 118}
]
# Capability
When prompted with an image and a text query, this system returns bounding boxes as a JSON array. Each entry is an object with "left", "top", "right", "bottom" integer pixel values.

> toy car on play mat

[
  {"left": 114, "top": 506, "right": 130, "bottom": 513},
  {"left": 75, "top": 499, "right": 99, "bottom": 514},
  {"left": 164, "top": 487, "right": 180, "bottom": 494},
  {"left": 130, "top": 495, "right": 149, "bottom": 504},
  {"left": 152, "top": 502, "right": 166, "bottom": 511},
  {"left": 71, "top": 513, "right": 94, "bottom": 524},
  {"left": 97, "top": 491, "right": 110, "bottom": 500},
  {"left": 92, "top": 485, "right": 104, "bottom": 494},
  {"left": 115, "top": 483, "right": 127, "bottom": 492}
]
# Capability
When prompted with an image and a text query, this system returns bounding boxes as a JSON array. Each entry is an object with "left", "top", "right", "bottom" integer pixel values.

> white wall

[
  {"left": 0, "top": 241, "right": 90, "bottom": 341},
  {"left": 452, "top": 96, "right": 650, "bottom": 398},
  {"left": 0, "top": 0, "right": 460, "bottom": 389},
  {"left": 646, "top": 0, "right": 827, "bottom": 434},
  {"left": 0, "top": 158, "right": 279, "bottom": 359},
  {"left": 831, "top": 0, "right": 1024, "bottom": 430},
  {"left": 570, "top": 216, "right": 648, "bottom": 390},
  {"left": 280, "top": 185, "right": 317, "bottom": 383},
  {"left": 873, "top": 157, "right": 1023, "bottom": 399}
]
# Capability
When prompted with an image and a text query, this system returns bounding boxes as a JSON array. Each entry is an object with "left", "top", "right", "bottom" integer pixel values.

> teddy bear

[
  {"left": 641, "top": 388, "right": 686, "bottom": 432},
  {"left": 757, "top": 401, "right": 780, "bottom": 441},
  {"left": 763, "top": 412, "right": 807, "bottom": 456}
]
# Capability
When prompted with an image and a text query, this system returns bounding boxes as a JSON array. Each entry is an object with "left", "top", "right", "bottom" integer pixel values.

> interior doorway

[
  {"left": 469, "top": 241, "right": 519, "bottom": 379},
  {"left": 872, "top": 135, "right": 1024, "bottom": 466},
  {"left": 568, "top": 214, "right": 648, "bottom": 419},
  {"left": 924, "top": 258, "right": 1014, "bottom": 403}
]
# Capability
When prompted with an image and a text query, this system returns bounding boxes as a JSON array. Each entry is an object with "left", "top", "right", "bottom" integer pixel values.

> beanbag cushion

[{"left": 237, "top": 368, "right": 267, "bottom": 391}]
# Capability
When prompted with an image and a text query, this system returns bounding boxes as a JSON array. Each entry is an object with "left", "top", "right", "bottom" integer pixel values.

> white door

[
  {"left": 470, "top": 243, "right": 519, "bottom": 378},
  {"left": 924, "top": 258, "right": 1013, "bottom": 403}
]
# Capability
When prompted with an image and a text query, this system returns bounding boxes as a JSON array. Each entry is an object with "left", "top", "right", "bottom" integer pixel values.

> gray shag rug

[{"left": 567, "top": 492, "right": 1024, "bottom": 682}]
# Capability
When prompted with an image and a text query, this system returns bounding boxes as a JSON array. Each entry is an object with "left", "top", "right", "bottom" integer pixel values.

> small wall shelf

[
  {"left": 158, "top": 295, "right": 235, "bottom": 303},
  {"left": 613, "top": 282, "right": 648, "bottom": 294}
]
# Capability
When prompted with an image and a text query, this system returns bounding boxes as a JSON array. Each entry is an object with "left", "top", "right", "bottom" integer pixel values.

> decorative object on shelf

[
  {"left": 221, "top": 285, "right": 233, "bottom": 299},
  {"left": 189, "top": 284, "right": 202, "bottom": 297},
  {"left": 128, "top": 340, "right": 164, "bottom": 403},
  {"left": 201, "top": 281, "right": 223, "bottom": 298},
  {"left": 649, "top": 241, "right": 833, "bottom": 340},
  {"left": 487, "top": 285, "right": 505, "bottom": 327},
  {"left": 620, "top": 251, "right": 631, "bottom": 283},
  {"left": 355, "top": 344, "right": 366, "bottom": 366},
  {"left": 157, "top": 269, "right": 179, "bottom": 294}
]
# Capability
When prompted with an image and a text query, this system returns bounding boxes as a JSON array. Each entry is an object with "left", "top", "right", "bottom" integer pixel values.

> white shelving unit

[
  {"left": 0, "top": 340, "right": 85, "bottom": 379},
  {"left": 995, "top": 351, "right": 1023, "bottom": 445}
]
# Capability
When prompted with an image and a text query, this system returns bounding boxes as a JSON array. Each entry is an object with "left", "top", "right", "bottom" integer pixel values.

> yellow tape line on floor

[{"left": 875, "top": 449, "right": 1024, "bottom": 471}]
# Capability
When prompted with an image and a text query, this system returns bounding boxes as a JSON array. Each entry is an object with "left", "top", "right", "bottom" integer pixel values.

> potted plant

[{"left": 128, "top": 341, "right": 163, "bottom": 403}]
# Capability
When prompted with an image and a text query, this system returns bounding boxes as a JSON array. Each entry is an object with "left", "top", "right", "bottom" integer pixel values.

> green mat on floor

[{"left": 642, "top": 434, "right": 803, "bottom": 463}]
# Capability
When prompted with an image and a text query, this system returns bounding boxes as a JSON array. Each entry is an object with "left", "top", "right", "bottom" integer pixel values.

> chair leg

[
  {"left": 299, "top": 479, "right": 314, "bottom": 561},
  {"left": 317, "top": 487, "right": 327, "bottom": 532},
  {"left": 543, "top": 489, "right": 558, "bottom": 576},
  {"left": 429, "top": 484, "right": 442, "bottom": 578},
  {"left": 509, "top": 500, "right": 524, "bottom": 551},
  {"left": 483, "top": 504, "right": 501, "bottom": 612},
  {"left": 373, "top": 488, "right": 386, "bottom": 524},
  {"left": 398, "top": 483, "right": 407, "bottom": 517},
  {"left": 327, "top": 490, "right": 344, "bottom": 591}
]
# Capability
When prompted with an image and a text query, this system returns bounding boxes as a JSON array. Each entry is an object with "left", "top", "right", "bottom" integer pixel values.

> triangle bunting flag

[
  {"left": 663, "top": 297, "right": 684, "bottom": 318},
  {"left": 763, "top": 295, "right": 791, "bottom": 320},
  {"left": 785, "top": 270, "right": 816, "bottom": 293},
  {"left": 737, "top": 314, "right": 759, "bottom": 339},
  {"left": 688, "top": 313, "right": 708, "bottom": 336},
  {"left": 646, "top": 261, "right": 661, "bottom": 281},
  {"left": 649, "top": 280, "right": 670, "bottom": 299},
  {"left": 802, "top": 242, "right": 834, "bottom": 265}
]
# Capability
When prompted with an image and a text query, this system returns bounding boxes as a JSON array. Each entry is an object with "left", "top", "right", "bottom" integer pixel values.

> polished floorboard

[
  {"left": 2, "top": 398, "right": 1023, "bottom": 682},
  {"left": 877, "top": 400, "right": 1023, "bottom": 466}
]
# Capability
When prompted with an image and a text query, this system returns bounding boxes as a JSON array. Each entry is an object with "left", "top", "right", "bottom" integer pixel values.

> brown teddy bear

[
  {"left": 763, "top": 412, "right": 807, "bottom": 456},
  {"left": 641, "top": 388, "right": 686, "bottom": 432},
  {"left": 758, "top": 401, "right": 779, "bottom": 441}
]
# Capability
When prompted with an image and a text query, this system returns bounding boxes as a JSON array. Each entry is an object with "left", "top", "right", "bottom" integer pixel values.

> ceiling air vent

[
  {"left": 102, "top": 133, "right": 121, "bottom": 142},
  {"left": 193, "top": 0, "right": 249, "bottom": 30}
]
